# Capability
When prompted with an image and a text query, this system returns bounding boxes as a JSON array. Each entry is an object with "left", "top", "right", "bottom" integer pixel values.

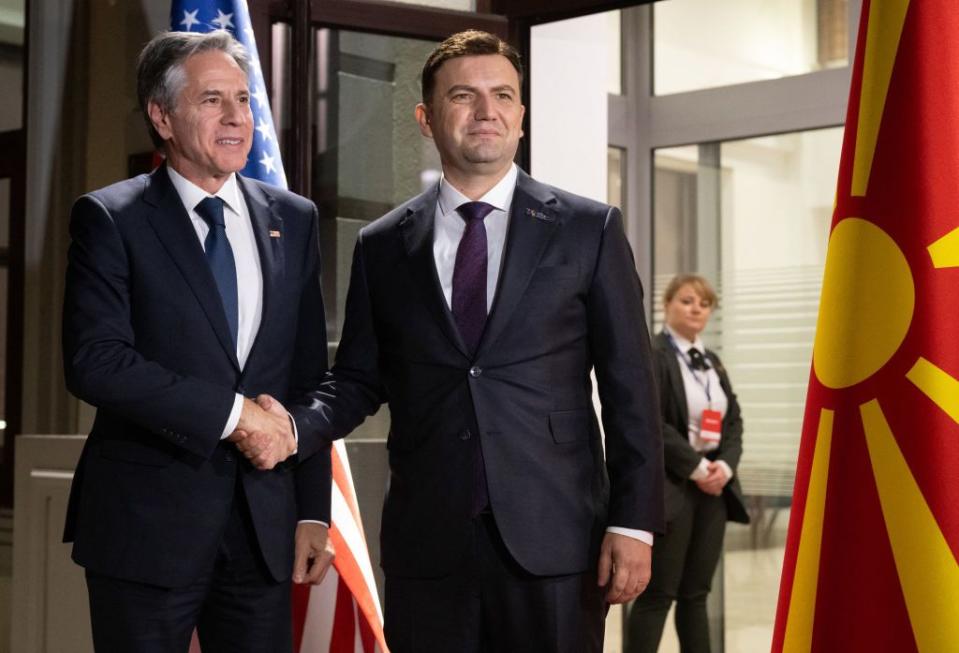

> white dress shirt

[
  {"left": 432, "top": 164, "right": 653, "bottom": 547},
  {"left": 664, "top": 326, "right": 733, "bottom": 483},
  {"left": 167, "top": 167, "right": 263, "bottom": 439}
]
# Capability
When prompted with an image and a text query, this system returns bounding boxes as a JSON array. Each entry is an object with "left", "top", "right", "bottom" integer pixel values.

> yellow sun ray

[
  {"left": 906, "top": 357, "right": 959, "bottom": 424},
  {"left": 851, "top": 0, "right": 911, "bottom": 197},
  {"left": 860, "top": 399, "right": 959, "bottom": 651},
  {"left": 783, "top": 408, "right": 834, "bottom": 653},
  {"left": 926, "top": 227, "right": 959, "bottom": 268}
]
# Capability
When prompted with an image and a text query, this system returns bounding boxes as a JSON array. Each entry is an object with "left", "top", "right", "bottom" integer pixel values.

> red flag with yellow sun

[{"left": 773, "top": 1, "right": 959, "bottom": 651}]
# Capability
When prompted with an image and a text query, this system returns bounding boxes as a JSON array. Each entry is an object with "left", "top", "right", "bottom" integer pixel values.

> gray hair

[{"left": 136, "top": 30, "right": 251, "bottom": 150}]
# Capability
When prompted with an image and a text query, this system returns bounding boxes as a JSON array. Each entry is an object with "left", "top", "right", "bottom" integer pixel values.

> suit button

[
  {"left": 225, "top": 452, "right": 235, "bottom": 462},
  {"left": 469, "top": 366, "right": 482, "bottom": 378},
  {"left": 237, "top": 385, "right": 246, "bottom": 394},
  {"left": 460, "top": 429, "right": 472, "bottom": 441}
]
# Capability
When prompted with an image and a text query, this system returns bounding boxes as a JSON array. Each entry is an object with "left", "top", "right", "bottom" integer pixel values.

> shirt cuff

[
  {"left": 220, "top": 393, "right": 244, "bottom": 439},
  {"left": 288, "top": 411, "right": 299, "bottom": 452},
  {"left": 297, "top": 519, "right": 329, "bottom": 527},
  {"left": 715, "top": 460, "right": 733, "bottom": 482},
  {"left": 606, "top": 527, "right": 654, "bottom": 546},
  {"left": 689, "top": 457, "right": 711, "bottom": 481}
]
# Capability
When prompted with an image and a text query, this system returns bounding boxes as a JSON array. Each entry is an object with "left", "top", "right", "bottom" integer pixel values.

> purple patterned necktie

[
  {"left": 452, "top": 200, "right": 494, "bottom": 516},
  {"left": 451, "top": 201, "right": 495, "bottom": 353}
]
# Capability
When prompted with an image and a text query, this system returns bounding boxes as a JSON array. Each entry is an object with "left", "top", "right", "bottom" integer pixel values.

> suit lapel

[
  {"left": 400, "top": 186, "right": 471, "bottom": 359},
  {"left": 476, "top": 170, "right": 558, "bottom": 357},
  {"left": 237, "top": 175, "right": 284, "bottom": 377},
  {"left": 144, "top": 165, "right": 240, "bottom": 371}
]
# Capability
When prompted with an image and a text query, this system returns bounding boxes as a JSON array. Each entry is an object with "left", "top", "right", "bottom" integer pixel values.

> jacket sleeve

[
  {"left": 289, "top": 231, "right": 385, "bottom": 461},
  {"left": 586, "top": 207, "right": 665, "bottom": 535},
  {"left": 289, "top": 204, "right": 334, "bottom": 522},
  {"left": 713, "top": 354, "right": 744, "bottom": 472},
  {"left": 62, "top": 194, "right": 235, "bottom": 459}
]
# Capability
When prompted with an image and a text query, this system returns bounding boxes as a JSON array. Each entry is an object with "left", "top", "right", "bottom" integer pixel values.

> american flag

[
  {"left": 169, "top": 2, "right": 388, "bottom": 651},
  {"left": 172, "top": 0, "right": 286, "bottom": 187}
]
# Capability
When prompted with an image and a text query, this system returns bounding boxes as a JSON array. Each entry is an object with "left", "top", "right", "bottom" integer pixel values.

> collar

[
  {"left": 664, "top": 325, "right": 706, "bottom": 354},
  {"left": 167, "top": 166, "right": 243, "bottom": 216},
  {"left": 437, "top": 163, "right": 518, "bottom": 216}
]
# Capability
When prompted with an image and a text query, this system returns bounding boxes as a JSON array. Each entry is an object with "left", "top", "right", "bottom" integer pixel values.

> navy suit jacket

[
  {"left": 62, "top": 164, "right": 330, "bottom": 588},
  {"left": 291, "top": 169, "right": 665, "bottom": 578}
]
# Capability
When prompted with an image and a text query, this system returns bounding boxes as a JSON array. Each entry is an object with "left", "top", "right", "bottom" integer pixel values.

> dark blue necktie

[
  {"left": 451, "top": 201, "right": 495, "bottom": 516},
  {"left": 452, "top": 201, "right": 495, "bottom": 354},
  {"left": 195, "top": 197, "right": 238, "bottom": 347}
]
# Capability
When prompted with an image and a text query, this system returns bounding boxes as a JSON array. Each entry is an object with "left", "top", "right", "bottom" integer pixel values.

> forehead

[
  {"left": 180, "top": 50, "right": 248, "bottom": 88},
  {"left": 674, "top": 284, "right": 708, "bottom": 300},
  {"left": 433, "top": 54, "right": 520, "bottom": 90}
]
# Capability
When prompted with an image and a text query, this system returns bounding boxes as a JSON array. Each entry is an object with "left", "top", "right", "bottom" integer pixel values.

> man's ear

[
  {"left": 415, "top": 103, "right": 433, "bottom": 139},
  {"left": 147, "top": 101, "right": 173, "bottom": 141}
]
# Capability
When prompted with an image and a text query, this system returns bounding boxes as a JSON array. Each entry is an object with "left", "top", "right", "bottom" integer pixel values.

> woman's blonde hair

[{"left": 663, "top": 274, "right": 719, "bottom": 307}]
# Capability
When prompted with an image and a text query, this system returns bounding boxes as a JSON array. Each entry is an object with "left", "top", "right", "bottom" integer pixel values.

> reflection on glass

[
  {"left": 652, "top": 127, "right": 843, "bottom": 651},
  {"left": 654, "top": 0, "right": 849, "bottom": 95}
]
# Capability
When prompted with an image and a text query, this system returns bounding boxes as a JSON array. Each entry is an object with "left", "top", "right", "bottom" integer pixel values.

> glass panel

[
  {"left": 607, "top": 147, "right": 625, "bottom": 212},
  {"left": 651, "top": 127, "right": 843, "bottom": 651},
  {"left": 270, "top": 22, "right": 292, "bottom": 174},
  {"left": 0, "top": 0, "right": 24, "bottom": 130},
  {"left": 654, "top": 0, "right": 849, "bottom": 96},
  {"left": 607, "top": 11, "right": 623, "bottom": 96},
  {"left": 312, "top": 29, "right": 440, "bottom": 340}
]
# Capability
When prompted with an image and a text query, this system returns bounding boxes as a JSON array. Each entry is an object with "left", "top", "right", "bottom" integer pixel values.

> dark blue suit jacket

[
  {"left": 62, "top": 164, "right": 330, "bottom": 588},
  {"left": 291, "top": 169, "right": 665, "bottom": 578}
]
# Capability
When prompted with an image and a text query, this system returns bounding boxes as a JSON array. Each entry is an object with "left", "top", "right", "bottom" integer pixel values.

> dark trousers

[
  {"left": 626, "top": 490, "right": 727, "bottom": 653},
  {"left": 85, "top": 483, "right": 292, "bottom": 653},
  {"left": 384, "top": 513, "right": 607, "bottom": 653}
]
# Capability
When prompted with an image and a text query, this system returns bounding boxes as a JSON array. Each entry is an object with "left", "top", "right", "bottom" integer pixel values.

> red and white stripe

[{"left": 293, "top": 441, "right": 388, "bottom": 653}]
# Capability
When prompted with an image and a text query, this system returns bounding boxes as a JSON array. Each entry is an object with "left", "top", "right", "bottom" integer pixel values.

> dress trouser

[
  {"left": 384, "top": 512, "right": 607, "bottom": 653},
  {"left": 85, "top": 478, "right": 292, "bottom": 653},
  {"left": 626, "top": 489, "right": 727, "bottom": 653}
]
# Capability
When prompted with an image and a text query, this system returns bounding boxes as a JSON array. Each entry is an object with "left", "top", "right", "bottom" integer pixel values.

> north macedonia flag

[{"left": 773, "top": 1, "right": 959, "bottom": 651}]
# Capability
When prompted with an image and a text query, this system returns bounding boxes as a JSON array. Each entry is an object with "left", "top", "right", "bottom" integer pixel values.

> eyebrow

[{"left": 446, "top": 84, "right": 517, "bottom": 96}]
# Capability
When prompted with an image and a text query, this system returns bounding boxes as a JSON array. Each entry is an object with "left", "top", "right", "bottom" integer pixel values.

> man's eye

[{"left": 238, "top": 96, "right": 250, "bottom": 104}]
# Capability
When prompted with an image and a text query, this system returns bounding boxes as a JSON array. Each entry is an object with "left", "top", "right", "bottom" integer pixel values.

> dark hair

[
  {"left": 136, "top": 30, "right": 250, "bottom": 149},
  {"left": 663, "top": 274, "right": 719, "bottom": 308},
  {"left": 421, "top": 30, "right": 523, "bottom": 105}
]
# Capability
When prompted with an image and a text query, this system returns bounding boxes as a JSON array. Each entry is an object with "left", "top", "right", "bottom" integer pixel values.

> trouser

[
  {"left": 384, "top": 512, "right": 607, "bottom": 653},
  {"left": 626, "top": 490, "right": 727, "bottom": 653}
]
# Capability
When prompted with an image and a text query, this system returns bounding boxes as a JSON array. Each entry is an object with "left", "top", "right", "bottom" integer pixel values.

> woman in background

[{"left": 627, "top": 274, "right": 749, "bottom": 653}]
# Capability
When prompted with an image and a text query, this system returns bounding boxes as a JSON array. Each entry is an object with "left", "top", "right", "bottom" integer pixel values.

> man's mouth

[{"left": 217, "top": 138, "right": 244, "bottom": 145}]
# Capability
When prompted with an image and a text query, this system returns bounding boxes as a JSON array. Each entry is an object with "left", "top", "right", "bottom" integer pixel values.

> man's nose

[
  {"left": 221, "top": 100, "right": 247, "bottom": 124},
  {"left": 474, "top": 93, "right": 496, "bottom": 119}
]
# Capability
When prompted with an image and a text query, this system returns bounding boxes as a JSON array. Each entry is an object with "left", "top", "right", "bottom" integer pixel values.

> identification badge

[{"left": 700, "top": 409, "right": 723, "bottom": 443}]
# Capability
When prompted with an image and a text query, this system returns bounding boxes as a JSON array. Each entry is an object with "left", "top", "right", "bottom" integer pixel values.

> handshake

[{"left": 227, "top": 394, "right": 296, "bottom": 470}]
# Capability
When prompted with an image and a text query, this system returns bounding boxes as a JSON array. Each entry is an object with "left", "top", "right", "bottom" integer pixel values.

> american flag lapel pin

[{"left": 269, "top": 229, "right": 281, "bottom": 238}]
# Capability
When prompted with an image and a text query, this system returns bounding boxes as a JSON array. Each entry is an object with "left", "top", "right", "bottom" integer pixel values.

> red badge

[{"left": 700, "top": 409, "right": 723, "bottom": 444}]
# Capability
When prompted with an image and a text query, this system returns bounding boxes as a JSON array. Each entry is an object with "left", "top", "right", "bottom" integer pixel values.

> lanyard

[{"left": 665, "top": 331, "right": 712, "bottom": 403}]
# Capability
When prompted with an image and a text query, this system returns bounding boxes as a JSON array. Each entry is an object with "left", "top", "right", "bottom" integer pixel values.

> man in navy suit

[
  {"left": 283, "top": 30, "right": 665, "bottom": 653},
  {"left": 62, "top": 30, "right": 332, "bottom": 652}
]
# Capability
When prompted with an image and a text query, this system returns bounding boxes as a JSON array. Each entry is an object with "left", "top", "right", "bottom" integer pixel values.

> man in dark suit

[
  {"left": 280, "top": 30, "right": 664, "bottom": 652},
  {"left": 62, "top": 31, "right": 333, "bottom": 652}
]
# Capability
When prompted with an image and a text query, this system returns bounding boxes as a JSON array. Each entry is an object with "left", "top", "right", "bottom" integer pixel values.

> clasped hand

[
  {"left": 694, "top": 461, "right": 729, "bottom": 496},
  {"left": 228, "top": 394, "right": 296, "bottom": 470}
]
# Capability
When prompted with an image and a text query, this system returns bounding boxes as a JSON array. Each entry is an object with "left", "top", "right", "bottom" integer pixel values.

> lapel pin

[
  {"left": 526, "top": 208, "right": 554, "bottom": 222},
  {"left": 269, "top": 229, "right": 281, "bottom": 238}
]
